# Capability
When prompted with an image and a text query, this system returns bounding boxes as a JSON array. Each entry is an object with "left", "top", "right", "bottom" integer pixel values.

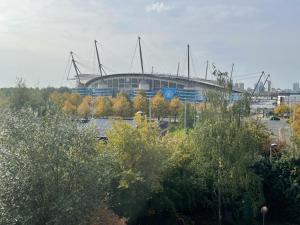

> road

[{"left": 260, "top": 117, "right": 292, "bottom": 143}]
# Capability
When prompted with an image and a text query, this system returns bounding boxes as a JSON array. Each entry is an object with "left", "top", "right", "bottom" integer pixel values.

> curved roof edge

[{"left": 82, "top": 73, "right": 241, "bottom": 93}]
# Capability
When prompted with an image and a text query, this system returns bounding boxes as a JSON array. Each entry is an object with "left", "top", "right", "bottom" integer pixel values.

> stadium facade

[{"left": 70, "top": 38, "right": 241, "bottom": 102}]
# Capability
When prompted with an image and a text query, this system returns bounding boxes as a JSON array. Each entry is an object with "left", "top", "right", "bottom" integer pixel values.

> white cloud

[{"left": 146, "top": 2, "right": 171, "bottom": 13}]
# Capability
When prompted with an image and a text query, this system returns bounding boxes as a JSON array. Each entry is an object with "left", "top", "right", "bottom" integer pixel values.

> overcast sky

[{"left": 0, "top": 0, "right": 299, "bottom": 89}]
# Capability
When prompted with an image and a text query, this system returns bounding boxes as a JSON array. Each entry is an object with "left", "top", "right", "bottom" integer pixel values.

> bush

[{"left": 0, "top": 109, "right": 113, "bottom": 225}]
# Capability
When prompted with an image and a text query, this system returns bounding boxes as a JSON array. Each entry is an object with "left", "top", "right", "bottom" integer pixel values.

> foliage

[
  {"left": 232, "top": 93, "right": 251, "bottom": 118},
  {"left": 254, "top": 152, "right": 300, "bottom": 224},
  {"left": 291, "top": 104, "right": 300, "bottom": 137},
  {"left": 62, "top": 94, "right": 81, "bottom": 116},
  {"left": 112, "top": 93, "right": 132, "bottom": 117},
  {"left": 178, "top": 102, "right": 197, "bottom": 129},
  {"left": 94, "top": 96, "right": 112, "bottom": 117},
  {"left": 104, "top": 115, "right": 168, "bottom": 222},
  {"left": 274, "top": 104, "right": 290, "bottom": 116},
  {"left": 90, "top": 204, "right": 126, "bottom": 225},
  {"left": 169, "top": 97, "right": 182, "bottom": 122},
  {"left": 0, "top": 109, "right": 113, "bottom": 225},
  {"left": 190, "top": 116, "right": 265, "bottom": 224},
  {"left": 133, "top": 91, "right": 149, "bottom": 115},
  {"left": 49, "top": 91, "right": 65, "bottom": 108},
  {"left": 151, "top": 92, "right": 168, "bottom": 120},
  {"left": 0, "top": 90, "right": 8, "bottom": 109},
  {"left": 78, "top": 96, "right": 92, "bottom": 118},
  {"left": 9, "top": 79, "right": 50, "bottom": 115}
]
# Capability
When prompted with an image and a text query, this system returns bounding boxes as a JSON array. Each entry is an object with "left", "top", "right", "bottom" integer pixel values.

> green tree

[
  {"left": 0, "top": 109, "right": 113, "bottom": 225},
  {"left": 0, "top": 90, "right": 8, "bottom": 109},
  {"left": 105, "top": 116, "right": 168, "bottom": 222},
  {"left": 178, "top": 102, "right": 196, "bottom": 129}
]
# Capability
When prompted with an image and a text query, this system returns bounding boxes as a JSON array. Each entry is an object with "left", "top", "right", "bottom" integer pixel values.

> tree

[
  {"left": 112, "top": 93, "right": 132, "bottom": 117},
  {"left": 62, "top": 100, "right": 77, "bottom": 115},
  {"left": 291, "top": 104, "right": 300, "bottom": 138},
  {"left": 190, "top": 117, "right": 265, "bottom": 225},
  {"left": 78, "top": 96, "right": 92, "bottom": 118},
  {"left": 151, "top": 92, "right": 168, "bottom": 120},
  {"left": 49, "top": 91, "right": 65, "bottom": 108},
  {"left": 9, "top": 78, "right": 31, "bottom": 111},
  {"left": 178, "top": 102, "right": 196, "bottom": 129},
  {"left": 94, "top": 96, "right": 112, "bottom": 117},
  {"left": 133, "top": 91, "right": 149, "bottom": 115},
  {"left": 169, "top": 97, "right": 182, "bottom": 122},
  {"left": 0, "top": 90, "right": 8, "bottom": 109},
  {"left": 0, "top": 109, "right": 113, "bottom": 225},
  {"left": 105, "top": 116, "right": 168, "bottom": 223},
  {"left": 254, "top": 152, "right": 300, "bottom": 224},
  {"left": 274, "top": 104, "right": 290, "bottom": 116},
  {"left": 62, "top": 93, "right": 81, "bottom": 116}
]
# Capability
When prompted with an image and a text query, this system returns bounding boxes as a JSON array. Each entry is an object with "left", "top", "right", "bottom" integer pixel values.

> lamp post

[
  {"left": 261, "top": 206, "right": 268, "bottom": 225},
  {"left": 269, "top": 143, "right": 277, "bottom": 163}
]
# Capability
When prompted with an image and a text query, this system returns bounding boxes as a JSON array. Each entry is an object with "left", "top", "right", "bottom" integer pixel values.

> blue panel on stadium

[{"left": 161, "top": 88, "right": 177, "bottom": 101}]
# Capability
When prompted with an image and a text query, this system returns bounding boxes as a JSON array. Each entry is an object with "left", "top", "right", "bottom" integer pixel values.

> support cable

[{"left": 129, "top": 38, "right": 139, "bottom": 72}]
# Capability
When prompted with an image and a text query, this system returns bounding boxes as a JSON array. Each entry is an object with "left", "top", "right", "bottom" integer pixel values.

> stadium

[{"left": 70, "top": 38, "right": 241, "bottom": 102}]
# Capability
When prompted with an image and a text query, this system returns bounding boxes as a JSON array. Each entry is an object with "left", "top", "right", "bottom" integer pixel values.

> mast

[
  {"left": 230, "top": 63, "right": 234, "bottom": 81},
  {"left": 94, "top": 40, "right": 103, "bottom": 79},
  {"left": 176, "top": 62, "right": 180, "bottom": 77},
  {"left": 70, "top": 51, "right": 81, "bottom": 84},
  {"left": 187, "top": 44, "right": 190, "bottom": 81},
  {"left": 138, "top": 36, "right": 144, "bottom": 80},
  {"left": 205, "top": 60, "right": 209, "bottom": 80}
]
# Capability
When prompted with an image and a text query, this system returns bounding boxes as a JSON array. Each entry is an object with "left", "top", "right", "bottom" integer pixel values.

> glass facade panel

[
  {"left": 177, "top": 84, "right": 184, "bottom": 89},
  {"left": 146, "top": 79, "right": 152, "bottom": 90},
  {"left": 161, "top": 81, "right": 168, "bottom": 88},
  {"left": 107, "top": 79, "right": 112, "bottom": 88},
  {"left": 169, "top": 82, "right": 176, "bottom": 88},
  {"left": 154, "top": 80, "right": 160, "bottom": 89},
  {"left": 113, "top": 79, "right": 118, "bottom": 88}
]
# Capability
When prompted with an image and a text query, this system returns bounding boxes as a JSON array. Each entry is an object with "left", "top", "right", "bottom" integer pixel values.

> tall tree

[
  {"left": 151, "top": 92, "right": 168, "bottom": 120},
  {"left": 105, "top": 116, "right": 168, "bottom": 222},
  {"left": 94, "top": 96, "right": 112, "bottom": 117},
  {"left": 169, "top": 97, "right": 182, "bottom": 122},
  {"left": 0, "top": 109, "right": 113, "bottom": 225},
  {"left": 78, "top": 96, "right": 92, "bottom": 118},
  {"left": 133, "top": 91, "right": 148, "bottom": 115},
  {"left": 112, "top": 93, "right": 132, "bottom": 117}
]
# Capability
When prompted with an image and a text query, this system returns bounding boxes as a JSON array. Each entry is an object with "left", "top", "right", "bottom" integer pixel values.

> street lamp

[
  {"left": 261, "top": 206, "right": 268, "bottom": 225},
  {"left": 270, "top": 143, "right": 277, "bottom": 163}
]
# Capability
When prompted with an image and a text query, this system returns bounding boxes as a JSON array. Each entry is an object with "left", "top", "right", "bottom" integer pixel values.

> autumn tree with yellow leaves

[
  {"left": 151, "top": 92, "right": 168, "bottom": 120},
  {"left": 112, "top": 93, "right": 132, "bottom": 117},
  {"left": 77, "top": 96, "right": 92, "bottom": 118},
  {"left": 169, "top": 97, "right": 182, "bottom": 122},
  {"left": 62, "top": 93, "right": 81, "bottom": 116},
  {"left": 94, "top": 96, "right": 112, "bottom": 117},
  {"left": 49, "top": 91, "right": 65, "bottom": 107},
  {"left": 291, "top": 104, "right": 300, "bottom": 137},
  {"left": 133, "top": 91, "right": 148, "bottom": 115},
  {"left": 274, "top": 104, "right": 290, "bottom": 116}
]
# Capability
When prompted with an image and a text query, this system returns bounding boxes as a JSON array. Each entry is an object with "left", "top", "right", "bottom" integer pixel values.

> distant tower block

[{"left": 267, "top": 80, "right": 271, "bottom": 92}]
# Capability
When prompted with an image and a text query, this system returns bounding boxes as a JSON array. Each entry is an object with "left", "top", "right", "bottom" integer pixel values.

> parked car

[{"left": 270, "top": 116, "right": 280, "bottom": 121}]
